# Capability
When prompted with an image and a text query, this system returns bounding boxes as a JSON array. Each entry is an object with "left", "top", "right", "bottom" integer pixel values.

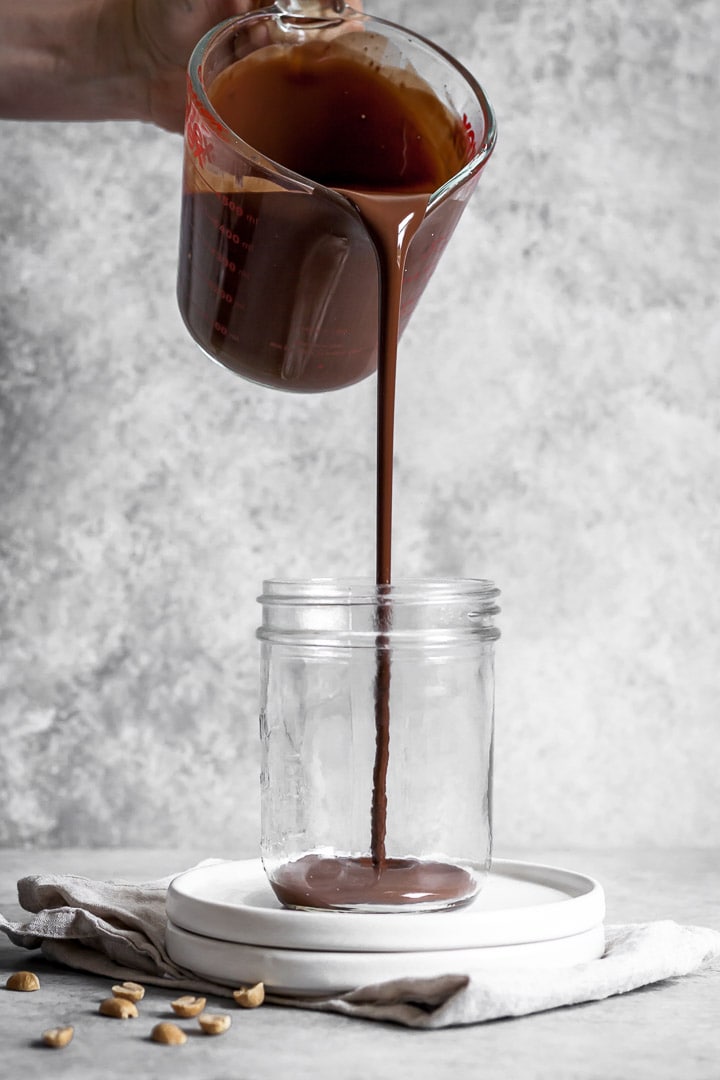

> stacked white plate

[{"left": 165, "top": 858, "right": 605, "bottom": 997}]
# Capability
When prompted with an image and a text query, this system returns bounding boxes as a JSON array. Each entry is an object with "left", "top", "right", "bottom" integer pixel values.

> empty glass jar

[{"left": 257, "top": 578, "right": 500, "bottom": 913}]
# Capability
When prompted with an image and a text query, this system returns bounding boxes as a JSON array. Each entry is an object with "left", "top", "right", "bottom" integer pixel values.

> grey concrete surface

[
  {"left": 1, "top": 847, "right": 719, "bottom": 1080},
  {"left": 1, "top": 0, "right": 719, "bottom": 850}
]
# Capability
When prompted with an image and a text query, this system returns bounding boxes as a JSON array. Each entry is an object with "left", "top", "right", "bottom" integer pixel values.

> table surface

[{"left": 1, "top": 848, "right": 718, "bottom": 1080}]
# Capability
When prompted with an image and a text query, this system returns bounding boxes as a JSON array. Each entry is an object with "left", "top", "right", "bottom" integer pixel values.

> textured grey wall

[{"left": 1, "top": 0, "right": 717, "bottom": 851}]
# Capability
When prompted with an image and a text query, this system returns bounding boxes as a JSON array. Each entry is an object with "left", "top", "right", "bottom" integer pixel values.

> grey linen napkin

[{"left": 1, "top": 867, "right": 719, "bottom": 1029}]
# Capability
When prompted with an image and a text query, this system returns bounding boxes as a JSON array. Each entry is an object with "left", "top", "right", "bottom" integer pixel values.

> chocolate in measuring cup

[{"left": 177, "top": 3, "right": 495, "bottom": 392}]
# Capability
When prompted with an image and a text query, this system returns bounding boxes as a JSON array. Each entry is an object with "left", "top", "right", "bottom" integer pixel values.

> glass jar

[{"left": 257, "top": 578, "right": 500, "bottom": 913}]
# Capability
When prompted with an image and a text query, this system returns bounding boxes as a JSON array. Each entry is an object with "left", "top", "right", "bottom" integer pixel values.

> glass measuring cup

[{"left": 177, "top": 0, "right": 496, "bottom": 392}]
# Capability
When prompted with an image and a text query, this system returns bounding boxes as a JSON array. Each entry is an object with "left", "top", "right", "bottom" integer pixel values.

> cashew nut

[
  {"left": 171, "top": 995, "right": 207, "bottom": 1018},
  {"left": 151, "top": 1022, "right": 187, "bottom": 1045},
  {"left": 42, "top": 1026, "right": 74, "bottom": 1049},
  {"left": 6, "top": 971, "right": 40, "bottom": 992},
  {"left": 111, "top": 981, "right": 145, "bottom": 1002},
  {"left": 198, "top": 1012, "right": 231, "bottom": 1035},
  {"left": 233, "top": 982, "right": 265, "bottom": 1008},
  {"left": 98, "top": 996, "right": 139, "bottom": 1019}
]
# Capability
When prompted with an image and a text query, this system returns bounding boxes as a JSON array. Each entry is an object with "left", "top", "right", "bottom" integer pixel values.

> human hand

[
  {"left": 0, "top": 1, "right": 365, "bottom": 129},
  {"left": 124, "top": 2, "right": 264, "bottom": 132},
  {"left": 127, "top": 0, "right": 365, "bottom": 132}
]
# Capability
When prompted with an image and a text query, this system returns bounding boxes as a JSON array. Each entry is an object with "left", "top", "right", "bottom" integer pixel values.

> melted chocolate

[{"left": 270, "top": 854, "right": 477, "bottom": 910}]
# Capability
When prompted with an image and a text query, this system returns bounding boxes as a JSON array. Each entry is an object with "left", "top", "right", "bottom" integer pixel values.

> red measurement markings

[
  {"left": 190, "top": 194, "right": 255, "bottom": 272},
  {"left": 193, "top": 192, "right": 257, "bottom": 251},
  {"left": 193, "top": 225, "right": 251, "bottom": 280},
  {"left": 185, "top": 74, "right": 226, "bottom": 168},
  {"left": 462, "top": 113, "right": 478, "bottom": 162},
  {"left": 186, "top": 293, "right": 244, "bottom": 345},
  {"left": 208, "top": 280, "right": 244, "bottom": 307},
  {"left": 217, "top": 223, "right": 254, "bottom": 252},
  {"left": 211, "top": 249, "right": 250, "bottom": 281},
  {"left": 220, "top": 194, "right": 258, "bottom": 227}
]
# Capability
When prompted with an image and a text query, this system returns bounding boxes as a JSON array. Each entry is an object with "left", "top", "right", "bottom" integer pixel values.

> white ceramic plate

[
  {"left": 166, "top": 858, "right": 605, "bottom": 953},
  {"left": 165, "top": 918, "right": 606, "bottom": 997}
]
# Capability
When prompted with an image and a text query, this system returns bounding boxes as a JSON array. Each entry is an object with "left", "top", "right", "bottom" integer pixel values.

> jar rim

[
  {"left": 257, "top": 578, "right": 500, "bottom": 645},
  {"left": 258, "top": 577, "right": 500, "bottom": 608}
]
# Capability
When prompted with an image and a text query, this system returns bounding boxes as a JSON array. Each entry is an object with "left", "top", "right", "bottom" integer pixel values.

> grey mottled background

[{"left": 1, "top": 0, "right": 718, "bottom": 852}]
